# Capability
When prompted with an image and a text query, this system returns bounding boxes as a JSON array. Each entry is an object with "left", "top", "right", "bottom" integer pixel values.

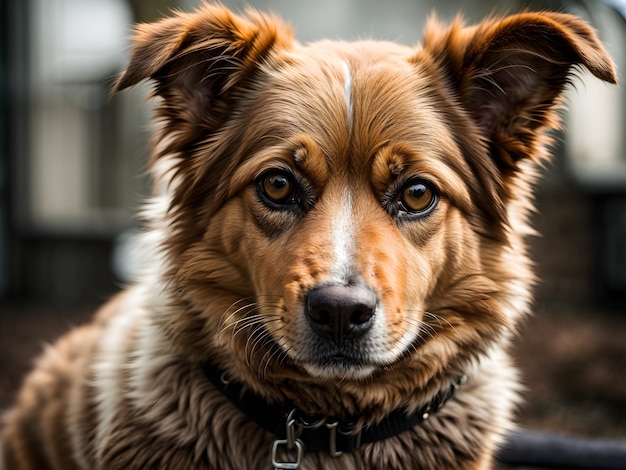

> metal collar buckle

[
  {"left": 272, "top": 410, "right": 304, "bottom": 470},
  {"left": 271, "top": 409, "right": 363, "bottom": 469},
  {"left": 325, "top": 419, "right": 363, "bottom": 457}
]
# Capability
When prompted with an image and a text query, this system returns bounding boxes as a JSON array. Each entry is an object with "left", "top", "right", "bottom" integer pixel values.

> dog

[{"left": 1, "top": 3, "right": 616, "bottom": 469}]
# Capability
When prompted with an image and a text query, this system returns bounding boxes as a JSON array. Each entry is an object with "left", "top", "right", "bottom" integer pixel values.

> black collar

[{"left": 200, "top": 361, "right": 466, "bottom": 458}]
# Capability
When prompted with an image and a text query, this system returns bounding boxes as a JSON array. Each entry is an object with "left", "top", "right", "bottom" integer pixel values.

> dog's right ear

[{"left": 112, "top": 4, "right": 293, "bottom": 128}]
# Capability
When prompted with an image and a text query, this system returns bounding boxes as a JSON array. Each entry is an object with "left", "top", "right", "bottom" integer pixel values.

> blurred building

[{"left": 0, "top": 0, "right": 624, "bottom": 306}]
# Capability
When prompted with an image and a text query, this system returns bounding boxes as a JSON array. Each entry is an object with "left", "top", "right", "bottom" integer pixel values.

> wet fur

[{"left": 1, "top": 4, "right": 616, "bottom": 469}]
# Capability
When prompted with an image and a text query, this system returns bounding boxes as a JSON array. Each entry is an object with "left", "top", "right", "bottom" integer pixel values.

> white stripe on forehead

[
  {"left": 330, "top": 191, "right": 356, "bottom": 283},
  {"left": 340, "top": 60, "right": 353, "bottom": 131}
]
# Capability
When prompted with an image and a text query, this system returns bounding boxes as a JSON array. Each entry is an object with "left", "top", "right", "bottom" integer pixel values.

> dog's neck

[{"left": 200, "top": 360, "right": 467, "bottom": 455}]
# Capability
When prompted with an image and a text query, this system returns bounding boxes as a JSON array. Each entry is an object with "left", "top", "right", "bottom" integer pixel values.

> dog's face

[
  {"left": 228, "top": 44, "right": 465, "bottom": 380},
  {"left": 115, "top": 7, "right": 615, "bottom": 388}
]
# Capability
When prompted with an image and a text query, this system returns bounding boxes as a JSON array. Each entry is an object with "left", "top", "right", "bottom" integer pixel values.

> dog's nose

[{"left": 306, "top": 285, "right": 376, "bottom": 340}]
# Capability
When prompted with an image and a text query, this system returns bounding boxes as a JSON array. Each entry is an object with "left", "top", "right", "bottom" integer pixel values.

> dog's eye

[
  {"left": 258, "top": 170, "right": 297, "bottom": 206},
  {"left": 399, "top": 179, "right": 438, "bottom": 215}
]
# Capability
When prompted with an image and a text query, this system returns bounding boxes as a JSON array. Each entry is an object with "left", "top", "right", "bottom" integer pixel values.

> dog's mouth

[
  {"left": 298, "top": 350, "right": 377, "bottom": 380},
  {"left": 293, "top": 329, "right": 421, "bottom": 381}
]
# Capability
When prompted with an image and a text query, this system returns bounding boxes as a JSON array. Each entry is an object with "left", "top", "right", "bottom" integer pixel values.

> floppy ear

[
  {"left": 422, "top": 12, "right": 617, "bottom": 172},
  {"left": 112, "top": 4, "right": 293, "bottom": 130}
]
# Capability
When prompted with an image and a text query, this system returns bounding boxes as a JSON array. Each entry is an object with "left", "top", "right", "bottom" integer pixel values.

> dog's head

[{"left": 114, "top": 5, "right": 615, "bottom": 402}]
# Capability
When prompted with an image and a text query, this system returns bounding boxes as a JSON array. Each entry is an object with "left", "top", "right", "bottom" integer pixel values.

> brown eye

[
  {"left": 400, "top": 180, "right": 437, "bottom": 215},
  {"left": 259, "top": 171, "right": 296, "bottom": 205}
]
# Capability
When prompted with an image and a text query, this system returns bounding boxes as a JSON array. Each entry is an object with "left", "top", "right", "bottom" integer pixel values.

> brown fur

[{"left": 1, "top": 4, "right": 616, "bottom": 469}]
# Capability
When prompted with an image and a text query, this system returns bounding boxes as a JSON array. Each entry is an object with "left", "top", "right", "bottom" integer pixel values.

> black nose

[{"left": 306, "top": 285, "right": 377, "bottom": 340}]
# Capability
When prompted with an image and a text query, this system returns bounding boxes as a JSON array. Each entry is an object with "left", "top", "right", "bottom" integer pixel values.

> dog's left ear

[{"left": 422, "top": 12, "right": 617, "bottom": 171}]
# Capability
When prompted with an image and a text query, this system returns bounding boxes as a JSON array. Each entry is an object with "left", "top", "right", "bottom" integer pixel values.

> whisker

[
  {"left": 245, "top": 319, "right": 281, "bottom": 367},
  {"left": 216, "top": 297, "right": 286, "bottom": 372},
  {"left": 218, "top": 300, "right": 282, "bottom": 332},
  {"left": 423, "top": 311, "right": 462, "bottom": 343},
  {"left": 259, "top": 332, "right": 289, "bottom": 381}
]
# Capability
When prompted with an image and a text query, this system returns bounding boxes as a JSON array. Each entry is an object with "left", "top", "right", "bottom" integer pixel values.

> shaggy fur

[{"left": 1, "top": 4, "right": 616, "bottom": 469}]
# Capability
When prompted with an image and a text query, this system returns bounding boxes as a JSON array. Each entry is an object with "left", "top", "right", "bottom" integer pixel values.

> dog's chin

[{"left": 301, "top": 358, "right": 378, "bottom": 381}]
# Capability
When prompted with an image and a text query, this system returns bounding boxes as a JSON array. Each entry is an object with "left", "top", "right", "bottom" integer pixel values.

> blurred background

[{"left": 0, "top": 0, "right": 625, "bottom": 444}]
